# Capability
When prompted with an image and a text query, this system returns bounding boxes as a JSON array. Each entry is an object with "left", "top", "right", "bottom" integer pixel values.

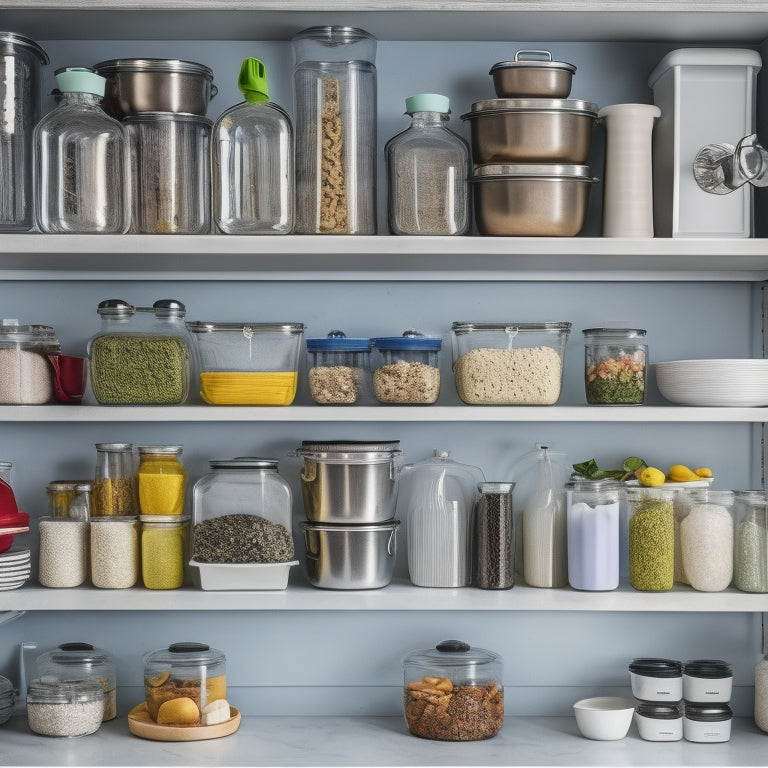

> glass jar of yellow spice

[
  {"left": 138, "top": 445, "right": 187, "bottom": 516},
  {"left": 140, "top": 515, "right": 190, "bottom": 589}
]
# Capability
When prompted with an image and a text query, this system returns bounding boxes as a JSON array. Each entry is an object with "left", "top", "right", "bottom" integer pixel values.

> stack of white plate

[
  {"left": 0, "top": 548, "right": 31, "bottom": 591},
  {"left": 0, "top": 674, "right": 15, "bottom": 725},
  {"left": 655, "top": 359, "right": 768, "bottom": 407}
]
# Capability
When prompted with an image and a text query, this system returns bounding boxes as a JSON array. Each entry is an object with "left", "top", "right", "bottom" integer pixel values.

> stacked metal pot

[
  {"left": 461, "top": 50, "right": 598, "bottom": 236},
  {"left": 294, "top": 441, "right": 401, "bottom": 589}
]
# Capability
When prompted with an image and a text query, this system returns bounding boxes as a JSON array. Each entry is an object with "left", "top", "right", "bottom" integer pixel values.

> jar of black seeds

[{"left": 472, "top": 482, "right": 515, "bottom": 589}]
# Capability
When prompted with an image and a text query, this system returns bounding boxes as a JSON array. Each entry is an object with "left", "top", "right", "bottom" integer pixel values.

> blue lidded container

[
  {"left": 371, "top": 330, "right": 442, "bottom": 405},
  {"left": 306, "top": 330, "right": 373, "bottom": 405}
]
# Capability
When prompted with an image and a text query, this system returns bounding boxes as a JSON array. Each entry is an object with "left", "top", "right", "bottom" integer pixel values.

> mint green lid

[
  {"left": 238, "top": 57, "right": 269, "bottom": 104},
  {"left": 405, "top": 93, "right": 450, "bottom": 115},
  {"left": 55, "top": 67, "right": 106, "bottom": 97}
]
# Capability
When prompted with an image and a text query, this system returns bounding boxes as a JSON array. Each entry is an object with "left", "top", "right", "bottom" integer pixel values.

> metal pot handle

[
  {"left": 210, "top": 83, "right": 219, "bottom": 100},
  {"left": 387, "top": 527, "right": 397, "bottom": 557},
  {"left": 515, "top": 49, "right": 553, "bottom": 63}
]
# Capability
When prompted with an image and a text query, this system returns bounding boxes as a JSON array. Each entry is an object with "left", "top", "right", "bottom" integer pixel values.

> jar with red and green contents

[{"left": 583, "top": 327, "right": 647, "bottom": 405}]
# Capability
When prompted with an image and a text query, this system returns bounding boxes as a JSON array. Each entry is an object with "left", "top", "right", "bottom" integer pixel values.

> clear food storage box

[
  {"left": 306, "top": 330, "right": 372, "bottom": 405},
  {"left": 186, "top": 322, "right": 304, "bottom": 405},
  {"left": 450, "top": 321, "right": 571, "bottom": 404},
  {"left": 0, "top": 320, "right": 60, "bottom": 404},
  {"left": 371, "top": 330, "right": 442, "bottom": 405}
]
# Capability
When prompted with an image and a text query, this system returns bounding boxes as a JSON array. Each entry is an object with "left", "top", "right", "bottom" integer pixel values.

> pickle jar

[
  {"left": 137, "top": 445, "right": 187, "bottom": 516},
  {"left": 306, "top": 330, "right": 373, "bottom": 405},
  {"left": 93, "top": 442, "right": 136, "bottom": 517},
  {"left": 143, "top": 642, "right": 226, "bottom": 724},
  {"left": 370, "top": 330, "right": 442, "bottom": 405},
  {"left": 90, "top": 516, "right": 139, "bottom": 589},
  {"left": 402, "top": 640, "right": 503, "bottom": 741},
  {"left": 0, "top": 320, "right": 60, "bottom": 404},
  {"left": 734, "top": 490, "right": 768, "bottom": 593},
  {"left": 626, "top": 487, "right": 675, "bottom": 592},
  {"left": 583, "top": 327, "right": 647, "bottom": 405},
  {"left": 140, "top": 515, "right": 189, "bottom": 589},
  {"left": 36, "top": 642, "right": 117, "bottom": 721},
  {"left": 292, "top": 26, "right": 377, "bottom": 234}
]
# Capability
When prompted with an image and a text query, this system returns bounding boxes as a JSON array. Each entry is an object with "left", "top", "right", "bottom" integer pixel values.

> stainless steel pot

[
  {"left": 489, "top": 50, "right": 576, "bottom": 98},
  {"left": 93, "top": 58, "right": 217, "bottom": 119},
  {"left": 461, "top": 98, "right": 598, "bottom": 164},
  {"left": 301, "top": 520, "right": 400, "bottom": 589},
  {"left": 471, "top": 164, "right": 596, "bottom": 237},
  {"left": 293, "top": 440, "right": 401, "bottom": 524}
]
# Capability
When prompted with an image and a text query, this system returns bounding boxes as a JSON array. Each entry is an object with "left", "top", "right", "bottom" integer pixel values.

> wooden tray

[{"left": 127, "top": 703, "right": 241, "bottom": 742}]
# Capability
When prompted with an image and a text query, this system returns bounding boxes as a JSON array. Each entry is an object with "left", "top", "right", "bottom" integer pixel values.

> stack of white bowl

[
  {"left": 656, "top": 359, "right": 768, "bottom": 406},
  {"left": 0, "top": 547, "right": 31, "bottom": 591}
]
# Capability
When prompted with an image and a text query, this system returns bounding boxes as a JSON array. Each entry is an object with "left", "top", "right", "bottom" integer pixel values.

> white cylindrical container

[
  {"left": 683, "top": 703, "right": 732, "bottom": 742},
  {"left": 598, "top": 103, "right": 660, "bottom": 237},
  {"left": 682, "top": 660, "right": 733, "bottom": 702},
  {"left": 629, "top": 658, "right": 683, "bottom": 702},
  {"left": 634, "top": 702, "right": 683, "bottom": 741}
]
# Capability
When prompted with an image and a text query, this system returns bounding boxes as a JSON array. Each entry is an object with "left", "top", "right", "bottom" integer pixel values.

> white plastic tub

[{"left": 189, "top": 559, "right": 298, "bottom": 590}]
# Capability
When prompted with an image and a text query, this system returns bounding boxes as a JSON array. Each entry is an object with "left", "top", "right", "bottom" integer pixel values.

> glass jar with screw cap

[{"left": 583, "top": 327, "right": 647, "bottom": 405}]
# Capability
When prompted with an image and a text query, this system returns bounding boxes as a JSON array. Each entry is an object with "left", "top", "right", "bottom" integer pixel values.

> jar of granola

[{"left": 583, "top": 327, "right": 647, "bottom": 405}]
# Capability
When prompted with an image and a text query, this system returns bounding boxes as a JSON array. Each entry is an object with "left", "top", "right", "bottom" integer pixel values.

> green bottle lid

[
  {"left": 55, "top": 67, "right": 106, "bottom": 98},
  {"left": 405, "top": 93, "right": 450, "bottom": 115},
  {"left": 237, "top": 57, "right": 269, "bottom": 104}
]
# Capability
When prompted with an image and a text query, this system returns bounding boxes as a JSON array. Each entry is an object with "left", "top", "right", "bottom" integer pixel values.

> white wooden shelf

[
  {"left": 1, "top": 235, "right": 767, "bottom": 281},
  {"left": 2, "top": 579, "right": 767, "bottom": 613}
]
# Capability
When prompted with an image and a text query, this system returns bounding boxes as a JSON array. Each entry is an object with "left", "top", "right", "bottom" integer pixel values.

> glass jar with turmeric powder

[
  {"left": 138, "top": 445, "right": 187, "bottom": 516},
  {"left": 140, "top": 515, "right": 189, "bottom": 589}
]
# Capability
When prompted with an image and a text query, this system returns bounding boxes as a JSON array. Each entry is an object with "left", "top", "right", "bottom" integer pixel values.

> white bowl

[
  {"left": 655, "top": 359, "right": 768, "bottom": 407},
  {"left": 189, "top": 559, "right": 298, "bottom": 590},
  {"left": 573, "top": 697, "right": 635, "bottom": 740}
]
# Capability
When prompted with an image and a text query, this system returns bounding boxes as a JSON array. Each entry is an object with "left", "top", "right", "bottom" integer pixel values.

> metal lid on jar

[
  {"left": 97, "top": 299, "right": 135, "bottom": 317},
  {"left": 372, "top": 330, "right": 441, "bottom": 351},
  {"left": 0, "top": 32, "right": 49, "bottom": 64},
  {"left": 138, "top": 445, "right": 183, "bottom": 456},
  {"left": 186, "top": 321, "right": 304, "bottom": 335},
  {"left": 629, "top": 658, "right": 683, "bottom": 678},
  {"left": 27, "top": 678, "right": 104, "bottom": 704},
  {"left": 403, "top": 640, "right": 501, "bottom": 669},
  {"left": 95, "top": 442, "right": 133, "bottom": 452},
  {"left": 451, "top": 321, "right": 572, "bottom": 334},
  {"left": 489, "top": 50, "right": 576, "bottom": 76},
  {"left": 93, "top": 58, "right": 213, "bottom": 79},
  {"left": 209, "top": 457, "right": 279, "bottom": 470},
  {"left": 294, "top": 440, "right": 401, "bottom": 462},
  {"left": 307, "top": 330, "right": 371, "bottom": 352},
  {"left": 40, "top": 642, "right": 114, "bottom": 669},
  {"left": 683, "top": 660, "right": 733, "bottom": 679},
  {"left": 583, "top": 328, "right": 647, "bottom": 338},
  {"left": 462, "top": 98, "right": 598, "bottom": 117},
  {"left": 472, "top": 164, "right": 594, "bottom": 181},
  {"left": 0, "top": 320, "right": 59, "bottom": 346},
  {"left": 153, "top": 299, "right": 186, "bottom": 317},
  {"left": 144, "top": 642, "right": 225, "bottom": 667}
]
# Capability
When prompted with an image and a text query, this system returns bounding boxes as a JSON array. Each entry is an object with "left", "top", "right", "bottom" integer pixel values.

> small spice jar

[
  {"left": 402, "top": 639, "right": 504, "bottom": 741},
  {"left": 678, "top": 489, "right": 734, "bottom": 592},
  {"left": 0, "top": 320, "right": 60, "bottom": 404},
  {"left": 140, "top": 515, "right": 189, "bottom": 589},
  {"left": 683, "top": 660, "right": 733, "bottom": 703},
  {"left": 634, "top": 702, "right": 683, "bottom": 741},
  {"left": 583, "top": 328, "right": 647, "bottom": 405},
  {"left": 36, "top": 643, "right": 117, "bottom": 721},
  {"left": 47, "top": 481, "right": 92, "bottom": 520},
  {"left": 138, "top": 445, "right": 187, "bottom": 516},
  {"left": 629, "top": 658, "right": 683, "bottom": 702},
  {"left": 38, "top": 517, "right": 89, "bottom": 588},
  {"left": 472, "top": 482, "right": 515, "bottom": 590},
  {"left": 683, "top": 703, "right": 732, "bottom": 742},
  {"left": 371, "top": 330, "right": 442, "bottom": 405},
  {"left": 26, "top": 678, "right": 104, "bottom": 737},
  {"left": 566, "top": 478, "right": 620, "bottom": 591},
  {"left": 143, "top": 642, "right": 226, "bottom": 724},
  {"left": 306, "top": 330, "right": 373, "bottom": 405},
  {"left": 626, "top": 486, "right": 675, "bottom": 592},
  {"left": 90, "top": 516, "right": 139, "bottom": 589},
  {"left": 733, "top": 489, "right": 768, "bottom": 593}
]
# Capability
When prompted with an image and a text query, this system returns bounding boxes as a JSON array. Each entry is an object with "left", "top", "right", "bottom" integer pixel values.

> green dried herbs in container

[
  {"left": 627, "top": 489, "right": 675, "bottom": 591},
  {"left": 90, "top": 335, "right": 189, "bottom": 405}
]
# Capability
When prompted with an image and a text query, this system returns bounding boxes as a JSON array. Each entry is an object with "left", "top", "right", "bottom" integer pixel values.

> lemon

[
  {"left": 206, "top": 675, "right": 227, "bottom": 703},
  {"left": 639, "top": 467, "right": 665, "bottom": 487},
  {"left": 695, "top": 467, "right": 713, "bottom": 478},
  {"left": 145, "top": 671, "right": 170, "bottom": 687},
  {"left": 156, "top": 697, "right": 200, "bottom": 725}
]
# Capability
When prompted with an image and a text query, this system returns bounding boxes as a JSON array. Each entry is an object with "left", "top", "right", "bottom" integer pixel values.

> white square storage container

[{"left": 648, "top": 48, "right": 762, "bottom": 238}]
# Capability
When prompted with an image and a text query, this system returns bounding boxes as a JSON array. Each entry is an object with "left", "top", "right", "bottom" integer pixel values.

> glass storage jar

[
  {"left": 626, "top": 486, "right": 675, "bottom": 592},
  {"left": 451, "top": 321, "right": 571, "bottom": 405},
  {"left": 26, "top": 678, "right": 104, "bottom": 737},
  {"left": 755, "top": 653, "right": 768, "bottom": 732},
  {"left": 371, "top": 330, "right": 442, "bottom": 405},
  {"left": 0, "top": 320, "right": 60, "bottom": 404},
  {"left": 213, "top": 58, "right": 294, "bottom": 234},
  {"left": 402, "top": 639, "right": 504, "bottom": 741},
  {"left": 734, "top": 489, "right": 768, "bottom": 592},
  {"left": 92, "top": 442, "right": 136, "bottom": 517},
  {"left": 473, "top": 482, "right": 515, "bottom": 589},
  {"left": 582, "top": 327, "right": 647, "bottom": 405},
  {"left": 306, "top": 330, "right": 373, "bottom": 405},
  {"left": 140, "top": 515, "right": 189, "bottom": 589},
  {"left": 36, "top": 642, "right": 117, "bottom": 721},
  {"left": 0, "top": 32, "right": 48, "bottom": 232},
  {"left": 90, "top": 516, "right": 139, "bottom": 589},
  {"left": 678, "top": 489, "right": 734, "bottom": 592},
  {"left": 566, "top": 478, "right": 620, "bottom": 591},
  {"left": 400, "top": 449, "right": 484, "bottom": 588},
  {"left": 125, "top": 112, "right": 212, "bottom": 234},
  {"left": 87, "top": 299, "right": 191, "bottom": 405},
  {"left": 137, "top": 445, "right": 187, "bottom": 516},
  {"left": 292, "top": 26, "right": 377, "bottom": 234},
  {"left": 185, "top": 321, "right": 304, "bottom": 405},
  {"left": 34, "top": 67, "right": 129, "bottom": 234},
  {"left": 385, "top": 93, "right": 470, "bottom": 235},
  {"left": 37, "top": 517, "right": 89, "bottom": 588},
  {"left": 143, "top": 642, "right": 226, "bottom": 724},
  {"left": 47, "top": 481, "right": 92, "bottom": 520}
]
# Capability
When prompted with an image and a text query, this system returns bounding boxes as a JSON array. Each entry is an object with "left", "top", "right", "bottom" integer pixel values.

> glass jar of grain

[
  {"left": 0, "top": 320, "right": 60, "bottom": 405},
  {"left": 90, "top": 516, "right": 139, "bottom": 589},
  {"left": 734, "top": 490, "right": 768, "bottom": 593},
  {"left": 140, "top": 515, "right": 189, "bottom": 589},
  {"left": 93, "top": 442, "right": 136, "bottom": 517},
  {"left": 371, "top": 330, "right": 442, "bottom": 405},
  {"left": 626, "top": 486, "right": 676, "bottom": 592},
  {"left": 582, "top": 327, "right": 647, "bottom": 405},
  {"left": 306, "top": 330, "right": 373, "bottom": 405},
  {"left": 137, "top": 445, "right": 187, "bottom": 516}
]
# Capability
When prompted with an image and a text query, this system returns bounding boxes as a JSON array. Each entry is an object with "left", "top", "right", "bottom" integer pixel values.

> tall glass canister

[
  {"left": 734, "top": 490, "right": 768, "bottom": 592},
  {"left": 292, "top": 26, "right": 377, "bottom": 234},
  {"left": 472, "top": 482, "right": 515, "bottom": 589},
  {"left": 626, "top": 486, "right": 675, "bottom": 592},
  {"left": 93, "top": 442, "right": 136, "bottom": 517}
]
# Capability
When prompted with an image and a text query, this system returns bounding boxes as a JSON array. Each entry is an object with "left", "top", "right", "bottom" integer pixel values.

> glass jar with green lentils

[
  {"left": 626, "top": 486, "right": 676, "bottom": 592},
  {"left": 734, "top": 490, "right": 768, "bottom": 593}
]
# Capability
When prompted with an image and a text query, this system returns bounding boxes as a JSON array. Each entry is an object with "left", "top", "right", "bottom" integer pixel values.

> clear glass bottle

[
  {"left": 213, "top": 58, "right": 294, "bottom": 234},
  {"left": 385, "top": 93, "right": 470, "bottom": 236},
  {"left": 734, "top": 490, "right": 768, "bottom": 592},
  {"left": 626, "top": 486, "right": 675, "bottom": 592},
  {"left": 137, "top": 445, "right": 187, "bottom": 516},
  {"left": 92, "top": 442, "right": 136, "bottom": 517},
  {"left": 472, "top": 482, "right": 515, "bottom": 589},
  {"left": 292, "top": 26, "right": 377, "bottom": 234},
  {"left": 583, "top": 327, "right": 647, "bottom": 405},
  {"left": 34, "top": 67, "right": 128, "bottom": 234}
]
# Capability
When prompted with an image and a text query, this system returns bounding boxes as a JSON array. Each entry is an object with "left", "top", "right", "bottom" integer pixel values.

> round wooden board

[{"left": 127, "top": 704, "right": 241, "bottom": 741}]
